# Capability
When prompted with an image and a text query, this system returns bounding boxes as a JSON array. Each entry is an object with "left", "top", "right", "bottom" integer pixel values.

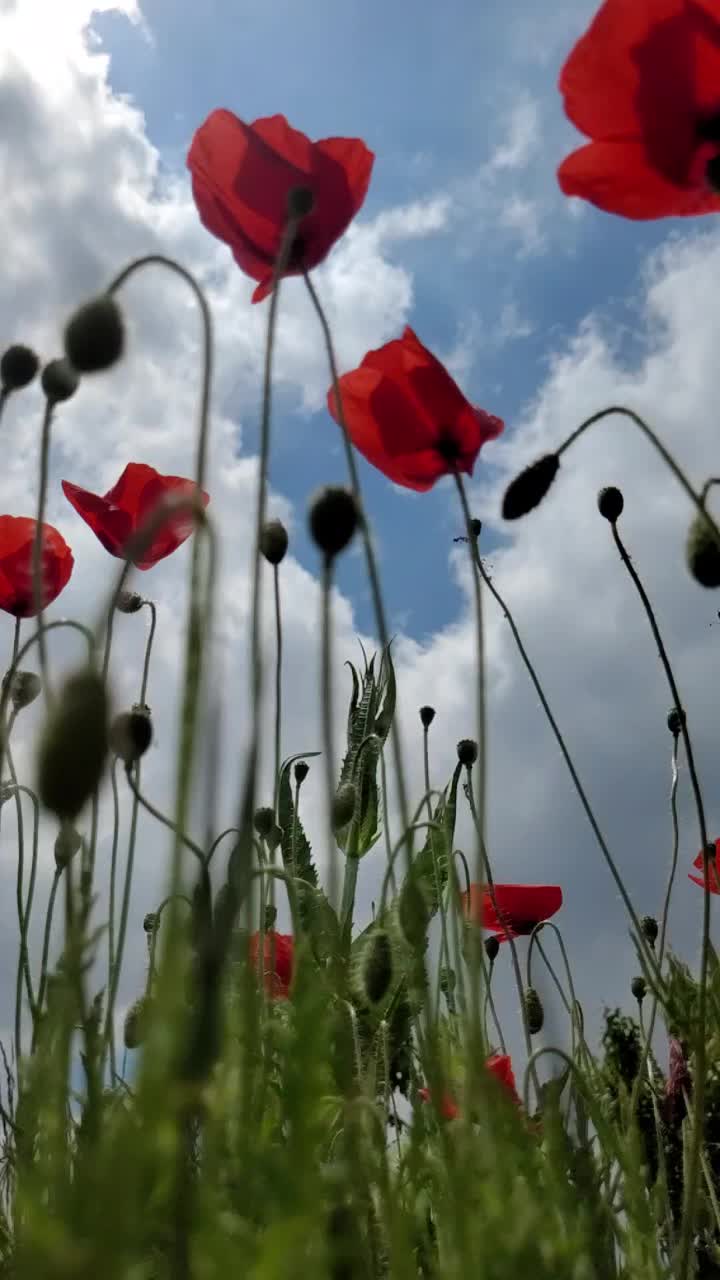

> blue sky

[{"left": 93, "top": 0, "right": 678, "bottom": 639}]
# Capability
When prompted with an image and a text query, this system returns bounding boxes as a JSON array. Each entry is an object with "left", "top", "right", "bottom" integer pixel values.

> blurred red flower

[
  {"left": 249, "top": 930, "right": 294, "bottom": 999},
  {"left": 486, "top": 1053, "right": 521, "bottom": 1106},
  {"left": 0, "top": 516, "right": 73, "bottom": 617},
  {"left": 187, "top": 111, "right": 374, "bottom": 303},
  {"left": 558, "top": 0, "right": 720, "bottom": 219},
  {"left": 62, "top": 463, "right": 209, "bottom": 570},
  {"left": 462, "top": 883, "right": 563, "bottom": 941},
  {"left": 417, "top": 1087, "right": 459, "bottom": 1120},
  {"left": 688, "top": 837, "right": 720, "bottom": 893},
  {"left": 328, "top": 327, "right": 504, "bottom": 491}
]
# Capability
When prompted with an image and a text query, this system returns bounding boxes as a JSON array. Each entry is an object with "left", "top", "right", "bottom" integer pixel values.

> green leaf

[
  {"left": 410, "top": 761, "right": 462, "bottom": 917},
  {"left": 278, "top": 752, "right": 320, "bottom": 889}
]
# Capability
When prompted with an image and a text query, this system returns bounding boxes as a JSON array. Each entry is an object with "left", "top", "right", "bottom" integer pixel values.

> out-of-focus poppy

[
  {"left": 462, "top": 883, "right": 563, "bottom": 941},
  {"left": 249, "top": 930, "right": 294, "bottom": 999},
  {"left": 0, "top": 516, "right": 73, "bottom": 617},
  {"left": 688, "top": 837, "right": 720, "bottom": 892}
]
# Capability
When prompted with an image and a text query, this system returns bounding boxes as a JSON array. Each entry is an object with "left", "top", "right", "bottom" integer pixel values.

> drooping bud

[
  {"left": 502, "top": 453, "right": 560, "bottom": 521},
  {"left": 64, "top": 295, "right": 125, "bottom": 374},
  {"left": 0, "top": 344, "right": 39, "bottom": 391},
  {"left": 123, "top": 996, "right": 150, "bottom": 1049},
  {"left": 667, "top": 706, "right": 686, "bottom": 738},
  {"left": 253, "top": 807, "right": 275, "bottom": 839},
  {"left": 264, "top": 904, "right": 278, "bottom": 930},
  {"left": 287, "top": 186, "right": 315, "bottom": 220},
  {"left": 260, "top": 518, "right": 289, "bottom": 565},
  {"left": 8, "top": 670, "right": 42, "bottom": 711},
  {"left": 470, "top": 518, "right": 482, "bottom": 539},
  {"left": 109, "top": 705, "right": 152, "bottom": 766},
  {"left": 640, "top": 915, "right": 659, "bottom": 947},
  {"left": 484, "top": 935, "right": 500, "bottom": 963},
  {"left": 456, "top": 739, "right": 478, "bottom": 767},
  {"left": 332, "top": 782, "right": 357, "bottom": 830},
  {"left": 143, "top": 912, "right": 157, "bottom": 935},
  {"left": 294, "top": 760, "right": 309, "bottom": 785},
  {"left": 41, "top": 358, "right": 79, "bottom": 404},
  {"left": 524, "top": 986, "right": 544, "bottom": 1034},
  {"left": 687, "top": 511, "right": 720, "bottom": 588},
  {"left": 419, "top": 705, "right": 436, "bottom": 728},
  {"left": 115, "top": 589, "right": 144, "bottom": 614},
  {"left": 399, "top": 878, "right": 430, "bottom": 949},
  {"left": 308, "top": 486, "right": 359, "bottom": 559},
  {"left": 631, "top": 976, "right": 647, "bottom": 1003},
  {"left": 38, "top": 668, "right": 109, "bottom": 820},
  {"left": 597, "top": 486, "right": 624, "bottom": 523},
  {"left": 362, "top": 929, "right": 393, "bottom": 1004},
  {"left": 54, "top": 823, "right": 82, "bottom": 870},
  {"left": 440, "top": 965, "right": 457, "bottom": 1013}
]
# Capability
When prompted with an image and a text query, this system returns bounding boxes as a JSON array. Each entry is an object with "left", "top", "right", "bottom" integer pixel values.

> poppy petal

[{"left": 558, "top": 140, "right": 720, "bottom": 218}]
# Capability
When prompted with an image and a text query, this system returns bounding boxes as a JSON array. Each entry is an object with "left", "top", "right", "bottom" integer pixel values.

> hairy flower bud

[
  {"left": 38, "top": 668, "right": 109, "bottom": 820},
  {"left": 525, "top": 986, "right": 544, "bottom": 1034},
  {"left": 597, "top": 486, "right": 624, "bottom": 523},
  {"left": 0, "top": 344, "right": 39, "bottom": 391},
  {"left": 308, "top": 486, "right": 359, "bottom": 559},
  {"left": 253, "top": 807, "right": 275, "bottom": 838},
  {"left": 687, "top": 511, "right": 720, "bottom": 588},
  {"left": 64, "top": 295, "right": 125, "bottom": 374},
  {"left": 294, "top": 760, "right": 309, "bottom": 785},
  {"left": 457, "top": 738, "right": 478, "bottom": 767},
  {"left": 667, "top": 706, "right": 686, "bottom": 737},
  {"left": 362, "top": 929, "right": 393, "bottom": 1004},
  {"left": 143, "top": 912, "right": 157, "bottom": 935},
  {"left": 502, "top": 453, "right": 560, "bottom": 521},
  {"left": 109, "top": 705, "right": 152, "bottom": 766},
  {"left": 54, "top": 823, "right": 82, "bottom": 870},
  {"left": 332, "top": 782, "right": 356, "bottom": 830},
  {"left": 399, "top": 878, "right": 430, "bottom": 949},
  {"left": 8, "top": 670, "right": 42, "bottom": 711},
  {"left": 484, "top": 935, "right": 500, "bottom": 963},
  {"left": 631, "top": 976, "right": 647, "bottom": 1003},
  {"left": 260, "top": 518, "right": 289, "bottom": 565},
  {"left": 41, "top": 358, "right": 79, "bottom": 404},
  {"left": 640, "top": 915, "right": 659, "bottom": 947},
  {"left": 124, "top": 996, "right": 150, "bottom": 1049},
  {"left": 419, "top": 705, "right": 436, "bottom": 728},
  {"left": 115, "top": 589, "right": 144, "bottom": 614}
]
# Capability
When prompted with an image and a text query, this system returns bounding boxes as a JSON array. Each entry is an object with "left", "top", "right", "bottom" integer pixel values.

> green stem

[
  {"left": 32, "top": 400, "right": 54, "bottom": 704},
  {"left": 272, "top": 564, "right": 282, "bottom": 815},
  {"left": 123, "top": 765, "right": 205, "bottom": 864},
  {"left": 640, "top": 738, "right": 680, "bottom": 1115},
  {"left": 205, "top": 826, "right": 241, "bottom": 869},
  {"left": 140, "top": 600, "right": 157, "bottom": 704},
  {"left": 483, "top": 962, "right": 507, "bottom": 1053},
  {"left": 34, "top": 870, "right": 61, "bottom": 1033},
  {"left": 107, "top": 758, "right": 121, "bottom": 1081},
  {"left": 321, "top": 558, "right": 339, "bottom": 916}
]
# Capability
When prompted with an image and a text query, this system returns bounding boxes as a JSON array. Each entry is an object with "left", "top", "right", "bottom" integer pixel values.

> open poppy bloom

[
  {"left": 0, "top": 516, "right": 73, "bottom": 617},
  {"left": 187, "top": 110, "right": 374, "bottom": 303},
  {"left": 462, "top": 883, "right": 563, "bottom": 941},
  {"left": 688, "top": 837, "right": 720, "bottom": 893},
  {"left": 418, "top": 1053, "right": 521, "bottom": 1119},
  {"left": 327, "top": 327, "right": 504, "bottom": 491},
  {"left": 249, "top": 930, "right": 294, "bottom": 999},
  {"left": 558, "top": 0, "right": 720, "bottom": 219},
  {"left": 62, "top": 463, "right": 209, "bottom": 570}
]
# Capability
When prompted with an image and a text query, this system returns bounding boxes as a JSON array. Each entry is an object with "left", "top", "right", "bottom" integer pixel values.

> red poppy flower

[
  {"left": 486, "top": 1053, "right": 521, "bottom": 1106},
  {"left": 249, "top": 930, "right": 294, "bottom": 999},
  {"left": 688, "top": 837, "right": 720, "bottom": 892},
  {"left": 327, "top": 327, "right": 504, "bottom": 492},
  {"left": 0, "top": 517, "right": 73, "bottom": 618},
  {"left": 417, "top": 1087, "right": 459, "bottom": 1120},
  {"left": 62, "top": 463, "right": 209, "bottom": 571},
  {"left": 462, "top": 883, "right": 563, "bottom": 941},
  {"left": 187, "top": 110, "right": 374, "bottom": 303},
  {"left": 558, "top": 0, "right": 720, "bottom": 219}
]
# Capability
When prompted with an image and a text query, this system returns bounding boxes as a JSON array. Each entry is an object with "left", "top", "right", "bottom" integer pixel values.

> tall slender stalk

[
  {"left": 272, "top": 564, "right": 283, "bottom": 815},
  {"left": 320, "top": 559, "right": 339, "bottom": 918},
  {"left": 32, "top": 400, "right": 54, "bottom": 702}
]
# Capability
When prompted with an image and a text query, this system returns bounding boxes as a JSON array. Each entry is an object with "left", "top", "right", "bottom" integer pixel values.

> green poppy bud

[
  {"left": 38, "top": 668, "right": 108, "bottom": 820},
  {"left": 502, "top": 453, "right": 560, "bottom": 521},
  {"left": 1, "top": 344, "right": 39, "bottom": 391},
  {"left": 362, "top": 929, "right": 393, "bottom": 1004},
  {"left": 64, "top": 295, "right": 125, "bottom": 374},
  {"left": 308, "top": 486, "right": 359, "bottom": 559},
  {"left": 525, "top": 986, "right": 544, "bottom": 1035}
]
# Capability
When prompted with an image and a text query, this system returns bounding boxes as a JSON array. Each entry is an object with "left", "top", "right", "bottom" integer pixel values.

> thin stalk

[
  {"left": 205, "top": 826, "right": 241, "bottom": 869},
  {"left": 272, "top": 563, "right": 282, "bottom": 815},
  {"left": 123, "top": 766, "right": 205, "bottom": 864},
  {"left": 107, "top": 758, "right": 121, "bottom": 1081},
  {"left": 424, "top": 724, "right": 451, "bottom": 1022},
  {"left": 483, "top": 962, "right": 507, "bottom": 1053},
  {"left": 34, "top": 870, "right": 62, "bottom": 1029},
  {"left": 11, "top": 775, "right": 40, "bottom": 1061},
  {"left": 32, "top": 400, "right": 54, "bottom": 702},
  {"left": 321, "top": 558, "right": 339, "bottom": 917},
  {"left": 140, "top": 601, "right": 157, "bottom": 704},
  {"left": 641, "top": 739, "right": 680, "bottom": 1096}
]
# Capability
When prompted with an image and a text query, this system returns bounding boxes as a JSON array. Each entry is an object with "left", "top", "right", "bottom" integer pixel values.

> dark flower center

[
  {"left": 288, "top": 234, "right": 307, "bottom": 269},
  {"left": 435, "top": 432, "right": 461, "bottom": 465}
]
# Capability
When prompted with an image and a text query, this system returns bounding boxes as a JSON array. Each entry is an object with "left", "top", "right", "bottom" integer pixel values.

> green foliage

[{"left": 335, "top": 646, "right": 396, "bottom": 858}]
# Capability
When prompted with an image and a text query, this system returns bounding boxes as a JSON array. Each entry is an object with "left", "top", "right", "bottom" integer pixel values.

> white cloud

[{"left": 489, "top": 97, "right": 540, "bottom": 173}]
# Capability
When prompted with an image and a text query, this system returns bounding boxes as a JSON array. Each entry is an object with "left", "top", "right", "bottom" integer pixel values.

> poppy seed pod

[
  {"left": 419, "top": 705, "right": 436, "bottom": 728},
  {"left": 308, "top": 486, "right": 359, "bottom": 559},
  {"left": 362, "top": 929, "right": 393, "bottom": 1004},
  {"left": 123, "top": 996, "right": 150, "bottom": 1049},
  {"left": 287, "top": 185, "right": 315, "bottom": 220},
  {"left": 399, "top": 877, "right": 430, "bottom": 949},
  {"left": 641, "top": 915, "right": 659, "bottom": 947},
  {"left": 597, "top": 486, "right": 624, "bottom": 523},
  {"left": 524, "top": 986, "right": 544, "bottom": 1035},
  {"left": 115, "top": 589, "right": 144, "bottom": 614},
  {"left": 54, "top": 823, "right": 82, "bottom": 870},
  {"left": 0, "top": 344, "right": 39, "bottom": 391},
  {"left": 457, "top": 738, "right": 478, "bottom": 767},
  {"left": 631, "top": 976, "right": 647, "bottom": 1003},
  {"left": 38, "top": 668, "right": 109, "bottom": 820},
  {"left": 332, "top": 781, "right": 356, "bottom": 830},
  {"left": 9, "top": 670, "right": 42, "bottom": 711},
  {"left": 470, "top": 517, "right": 482, "bottom": 539},
  {"left": 260, "top": 518, "right": 289, "bottom": 565},
  {"left": 687, "top": 511, "right": 720, "bottom": 588},
  {"left": 667, "top": 706, "right": 686, "bottom": 738},
  {"left": 294, "top": 760, "right": 309, "bottom": 785},
  {"left": 253, "top": 807, "right": 275, "bottom": 838},
  {"left": 484, "top": 935, "right": 500, "bottom": 963},
  {"left": 64, "top": 295, "right": 125, "bottom": 374},
  {"left": 502, "top": 453, "right": 560, "bottom": 521},
  {"left": 41, "top": 358, "right": 79, "bottom": 404},
  {"left": 109, "top": 706, "right": 152, "bottom": 766}
]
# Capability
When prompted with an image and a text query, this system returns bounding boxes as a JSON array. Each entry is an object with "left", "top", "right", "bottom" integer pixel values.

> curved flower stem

[
  {"left": 424, "top": 725, "right": 451, "bottom": 1023},
  {"left": 123, "top": 765, "right": 206, "bottom": 864},
  {"left": 527, "top": 922, "right": 590, "bottom": 1066},
  {"left": 272, "top": 564, "right": 282, "bottom": 815},
  {"left": 205, "top": 826, "right": 241, "bottom": 869},
  {"left": 321, "top": 558, "right": 340, "bottom": 918},
  {"left": 32, "top": 399, "right": 55, "bottom": 704},
  {"left": 483, "top": 962, "right": 507, "bottom": 1053},
  {"left": 107, "top": 758, "right": 121, "bottom": 1081},
  {"left": 34, "top": 869, "right": 62, "bottom": 1032},
  {"left": 11, "top": 776, "right": 39, "bottom": 1056},
  {"left": 145, "top": 893, "right": 193, "bottom": 995},
  {"left": 0, "top": 620, "right": 94, "bottom": 780},
  {"left": 140, "top": 600, "right": 157, "bottom": 705},
  {"left": 608, "top": 522, "right": 710, "bottom": 1276}
]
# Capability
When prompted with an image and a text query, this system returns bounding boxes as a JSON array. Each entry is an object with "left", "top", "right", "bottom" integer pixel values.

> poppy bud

[
  {"left": 123, "top": 996, "right": 150, "bottom": 1049},
  {"left": 287, "top": 186, "right": 315, "bottom": 220},
  {"left": 109, "top": 706, "right": 152, "bottom": 766},
  {"left": 524, "top": 986, "right": 544, "bottom": 1034},
  {"left": 470, "top": 518, "right": 482, "bottom": 539},
  {"left": 38, "top": 668, "right": 109, "bottom": 820},
  {"left": 631, "top": 976, "right": 647, "bottom": 1003},
  {"left": 597, "top": 486, "right": 624, "bottom": 523},
  {"left": 667, "top": 706, "right": 686, "bottom": 737},
  {"left": 260, "top": 518, "right": 289, "bottom": 565},
  {"left": 332, "top": 782, "right": 356, "bottom": 830},
  {"left": 9, "top": 670, "right": 42, "bottom": 711},
  {"left": 294, "top": 760, "right": 309, "bottom": 785},
  {"left": 362, "top": 929, "right": 393, "bottom": 1004},
  {"left": 502, "top": 453, "right": 560, "bottom": 521},
  {"left": 54, "top": 822, "right": 82, "bottom": 870},
  {"left": 253, "top": 807, "right": 275, "bottom": 838},
  {"left": 264, "top": 904, "right": 278, "bottom": 931},
  {"left": 419, "top": 705, "right": 436, "bottom": 728},
  {"left": 686, "top": 512, "right": 720, "bottom": 588},
  {"left": 115, "top": 589, "right": 144, "bottom": 614},
  {"left": 0, "top": 344, "right": 39, "bottom": 391},
  {"left": 399, "top": 878, "right": 429, "bottom": 949},
  {"left": 41, "top": 358, "right": 79, "bottom": 404},
  {"left": 308, "top": 486, "right": 359, "bottom": 559},
  {"left": 143, "top": 912, "right": 157, "bottom": 934},
  {"left": 640, "top": 915, "right": 659, "bottom": 947},
  {"left": 484, "top": 935, "right": 500, "bottom": 963},
  {"left": 456, "top": 739, "right": 478, "bottom": 767},
  {"left": 64, "top": 295, "right": 125, "bottom": 374}
]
